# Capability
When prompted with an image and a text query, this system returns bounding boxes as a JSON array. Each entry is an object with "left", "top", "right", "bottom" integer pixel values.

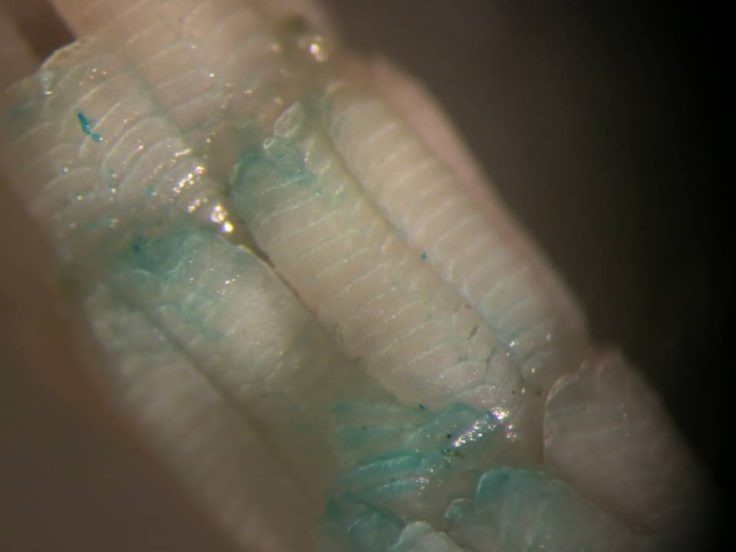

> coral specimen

[{"left": 0, "top": 1, "right": 710, "bottom": 550}]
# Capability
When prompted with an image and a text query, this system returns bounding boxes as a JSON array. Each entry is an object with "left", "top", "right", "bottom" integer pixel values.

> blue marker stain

[
  {"left": 420, "top": 251, "right": 428, "bottom": 261},
  {"left": 76, "top": 111, "right": 103, "bottom": 143}
]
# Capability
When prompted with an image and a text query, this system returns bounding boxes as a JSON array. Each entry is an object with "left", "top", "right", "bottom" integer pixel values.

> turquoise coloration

[
  {"left": 340, "top": 451, "right": 423, "bottom": 493},
  {"left": 122, "top": 230, "right": 234, "bottom": 276},
  {"left": 324, "top": 465, "right": 658, "bottom": 550},
  {"left": 443, "top": 498, "right": 475, "bottom": 524},
  {"left": 111, "top": 230, "right": 261, "bottom": 342},
  {"left": 262, "top": 136, "right": 312, "bottom": 186},
  {"left": 76, "top": 111, "right": 103, "bottom": 142},
  {"left": 0, "top": 6, "right": 689, "bottom": 550},
  {"left": 230, "top": 133, "right": 314, "bottom": 222},
  {"left": 322, "top": 400, "right": 510, "bottom": 550},
  {"left": 474, "top": 467, "right": 520, "bottom": 509},
  {"left": 406, "top": 403, "right": 499, "bottom": 458},
  {"left": 333, "top": 401, "right": 503, "bottom": 477},
  {"left": 318, "top": 501, "right": 403, "bottom": 552},
  {"left": 446, "top": 468, "right": 657, "bottom": 550},
  {"left": 348, "top": 513, "right": 403, "bottom": 551},
  {"left": 321, "top": 400, "right": 655, "bottom": 550},
  {"left": 388, "top": 522, "right": 463, "bottom": 551}
]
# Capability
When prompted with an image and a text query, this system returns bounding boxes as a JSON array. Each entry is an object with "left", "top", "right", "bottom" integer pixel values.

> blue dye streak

[{"left": 76, "top": 111, "right": 102, "bottom": 143}]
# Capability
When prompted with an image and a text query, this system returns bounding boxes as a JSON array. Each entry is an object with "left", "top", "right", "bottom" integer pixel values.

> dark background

[
  {"left": 324, "top": 1, "right": 728, "bottom": 541},
  {"left": 1, "top": 1, "right": 728, "bottom": 550}
]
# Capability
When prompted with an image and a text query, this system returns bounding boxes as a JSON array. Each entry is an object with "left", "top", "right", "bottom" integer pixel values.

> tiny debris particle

[
  {"left": 420, "top": 251, "right": 428, "bottom": 260},
  {"left": 76, "top": 111, "right": 102, "bottom": 142}
]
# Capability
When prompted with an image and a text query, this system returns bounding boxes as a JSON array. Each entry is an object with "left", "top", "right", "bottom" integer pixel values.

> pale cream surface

[{"left": 0, "top": 1, "right": 711, "bottom": 551}]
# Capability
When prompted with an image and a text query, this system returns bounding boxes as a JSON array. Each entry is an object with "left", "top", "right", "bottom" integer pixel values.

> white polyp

[
  {"left": 543, "top": 352, "right": 708, "bottom": 540},
  {"left": 2, "top": 37, "right": 350, "bottom": 502},
  {"left": 321, "top": 82, "right": 585, "bottom": 390},
  {"left": 1, "top": 39, "right": 237, "bottom": 254},
  {"left": 52, "top": 0, "right": 283, "bottom": 168},
  {"left": 234, "top": 102, "right": 527, "bottom": 420},
  {"left": 85, "top": 285, "right": 317, "bottom": 552},
  {"left": 1, "top": 1, "right": 711, "bottom": 549}
]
